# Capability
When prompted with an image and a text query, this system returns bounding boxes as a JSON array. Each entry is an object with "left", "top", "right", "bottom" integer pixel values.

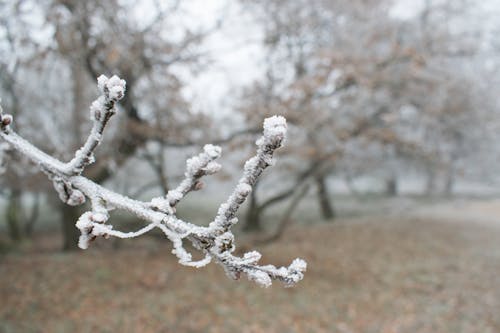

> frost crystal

[
  {"left": 290, "top": 258, "right": 308, "bottom": 272},
  {"left": 263, "top": 115, "right": 287, "bottom": 141},
  {"left": 106, "top": 75, "right": 126, "bottom": 101},
  {"left": 203, "top": 144, "right": 221, "bottom": 158},
  {"left": 97, "top": 75, "right": 108, "bottom": 92},
  {"left": 67, "top": 189, "right": 86, "bottom": 206},
  {"left": 1, "top": 114, "right": 12, "bottom": 127},
  {"left": 151, "top": 196, "right": 173, "bottom": 213},
  {"left": 248, "top": 270, "right": 272, "bottom": 288},
  {"left": 204, "top": 161, "right": 221, "bottom": 174},
  {"left": 165, "top": 190, "right": 183, "bottom": 203},
  {"left": 243, "top": 251, "right": 262, "bottom": 264},
  {"left": 236, "top": 183, "right": 252, "bottom": 196},
  {"left": 109, "top": 86, "right": 124, "bottom": 100}
]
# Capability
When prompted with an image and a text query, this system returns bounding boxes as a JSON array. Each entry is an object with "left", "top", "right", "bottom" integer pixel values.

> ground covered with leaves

[{"left": 1, "top": 214, "right": 499, "bottom": 332}]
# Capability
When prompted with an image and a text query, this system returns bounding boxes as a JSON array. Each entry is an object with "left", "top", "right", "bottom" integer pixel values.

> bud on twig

[{"left": 0, "top": 114, "right": 12, "bottom": 127}]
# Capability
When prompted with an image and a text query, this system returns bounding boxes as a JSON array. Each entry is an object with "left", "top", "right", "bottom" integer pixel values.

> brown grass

[{"left": 1, "top": 217, "right": 499, "bottom": 333}]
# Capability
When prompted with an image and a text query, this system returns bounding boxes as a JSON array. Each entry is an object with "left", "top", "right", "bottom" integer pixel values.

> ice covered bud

[
  {"left": 236, "top": 182, "right": 252, "bottom": 196},
  {"left": 90, "top": 212, "right": 108, "bottom": 223},
  {"left": 285, "top": 258, "right": 307, "bottom": 286},
  {"left": 106, "top": 75, "right": 126, "bottom": 101},
  {"left": 67, "top": 189, "right": 86, "bottom": 206},
  {"left": 76, "top": 212, "right": 93, "bottom": 249},
  {"left": 107, "top": 75, "right": 124, "bottom": 88},
  {"left": 262, "top": 115, "right": 287, "bottom": 144},
  {"left": 243, "top": 251, "right": 262, "bottom": 264},
  {"left": 248, "top": 270, "right": 272, "bottom": 288},
  {"left": 90, "top": 99, "right": 104, "bottom": 121},
  {"left": 214, "top": 231, "right": 235, "bottom": 254},
  {"left": 193, "top": 181, "right": 204, "bottom": 191},
  {"left": 203, "top": 144, "right": 222, "bottom": 159},
  {"left": 2, "top": 115, "right": 12, "bottom": 126},
  {"left": 151, "top": 196, "right": 174, "bottom": 214},
  {"left": 203, "top": 161, "right": 221, "bottom": 175},
  {"left": 97, "top": 75, "right": 108, "bottom": 93},
  {"left": 289, "top": 258, "right": 307, "bottom": 272},
  {"left": 109, "top": 85, "right": 124, "bottom": 100},
  {"left": 76, "top": 212, "right": 93, "bottom": 231},
  {"left": 91, "top": 223, "right": 113, "bottom": 237},
  {"left": 0, "top": 114, "right": 12, "bottom": 128},
  {"left": 169, "top": 189, "right": 184, "bottom": 202},
  {"left": 97, "top": 74, "right": 126, "bottom": 101}
]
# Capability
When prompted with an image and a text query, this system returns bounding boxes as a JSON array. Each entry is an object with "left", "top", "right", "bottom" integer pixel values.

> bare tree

[
  {"left": 237, "top": 0, "right": 491, "bottom": 231},
  {"left": 0, "top": 0, "right": 232, "bottom": 249}
]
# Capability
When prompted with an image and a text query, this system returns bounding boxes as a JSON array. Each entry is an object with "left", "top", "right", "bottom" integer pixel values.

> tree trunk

[
  {"left": 243, "top": 184, "right": 262, "bottom": 232},
  {"left": 5, "top": 190, "right": 40, "bottom": 242},
  {"left": 56, "top": 63, "right": 88, "bottom": 251},
  {"left": 244, "top": 207, "right": 262, "bottom": 232},
  {"left": 443, "top": 166, "right": 454, "bottom": 196},
  {"left": 24, "top": 193, "right": 40, "bottom": 236},
  {"left": 385, "top": 177, "right": 398, "bottom": 197},
  {"left": 316, "top": 175, "right": 335, "bottom": 220},
  {"left": 60, "top": 203, "right": 81, "bottom": 251},
  {"left": 6, "top": 189, "right": 22, "bottom": 242},
  {"left": 425, "top": 165, "right": 436, "bottom": 195}
]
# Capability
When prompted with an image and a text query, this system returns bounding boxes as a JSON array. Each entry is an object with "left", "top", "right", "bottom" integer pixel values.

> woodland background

[{"left": 1, "top": 0, "right": 499, "bottom": 332}]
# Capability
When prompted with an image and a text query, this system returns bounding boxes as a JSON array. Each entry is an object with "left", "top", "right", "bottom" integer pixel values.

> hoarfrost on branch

[{"left": 0, "top": 75, "right": 306, "bottom": 287}]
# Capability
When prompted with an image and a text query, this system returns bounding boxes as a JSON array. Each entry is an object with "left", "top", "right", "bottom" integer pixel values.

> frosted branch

[
  {"left": 209, "top": 116, "right": 287, "bottom": 233},
  {"left": 150, "top": 143, "right": 222, "bottom": 213},
  {"left": 0, "top": 75, "right": 306, "bottom": 287}
]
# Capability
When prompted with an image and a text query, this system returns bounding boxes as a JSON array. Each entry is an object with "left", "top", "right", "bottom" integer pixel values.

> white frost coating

[
  {"left": 243, "top": 251, "right": 262, "bottom": 264},
  {"left": 262, "top": 115, "right": 287, "bottom": 139},
  {"left": 153, "top": 143, "right": 223, "bottom": 211},
  {"left": 97, "top": 75, "right": 108, "bottom": 92},
  {"left": 64, "top": 75, "right": 126, "bottom": 176},
  {"left": 290, "top": 258, "right": 308, "bottom": 272},
  {"left": 214, "top": 231, "right": 235, "bottom": 254},
  {"left": 209, "top": 116, "right": 287, "bottom": 234},
  {"left": 0, "top": 75, "right": 306, "bottom": 287},
  {"left": 66, "top": 189, "right": 86, "bottom": 206},
  {"left": 1, "top": 114, "right": 13, "bottom": 126},
  {"left": 236, "top": 183, "right": 252, "bottom": 196},
  {"left": 91, "top": 212, "right": 108, "bottom": 223},
  {"left": 151, "top": 196, "right": 174, "bottom": 214},
  {"left": 76, "top": 212, "right": 94, "bottom": 249},
  {"left": 90, "top": 100, "right": 104, "bottom": 120},
  {"left": 203, "top": 144, "right": 221, "bottom": 158},
  {"left": 248, "top": 270, "right": 272, "bottom": 288},
  {"left": 165, "top": 190, "right": 182, "bottom": 203},
  {"left": 204, "top": 161, "right": 221, "bottom": 175}
]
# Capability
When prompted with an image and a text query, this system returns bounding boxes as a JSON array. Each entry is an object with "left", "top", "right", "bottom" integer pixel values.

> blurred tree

[
  {"left": 0, "top": 0, "right": 216, "bottom": 249},
  {"left": 239, "top": 0, "right": 491, "bottom": 231}
]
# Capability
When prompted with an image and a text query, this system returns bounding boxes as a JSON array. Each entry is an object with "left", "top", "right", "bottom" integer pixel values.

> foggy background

[{"left": 1, "top": 0, "right": 500, "bottom": 332}]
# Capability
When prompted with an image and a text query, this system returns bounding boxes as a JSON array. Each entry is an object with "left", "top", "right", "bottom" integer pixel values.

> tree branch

[{"left": 0, "top": 75, "right": 306, "bottom": 287}]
